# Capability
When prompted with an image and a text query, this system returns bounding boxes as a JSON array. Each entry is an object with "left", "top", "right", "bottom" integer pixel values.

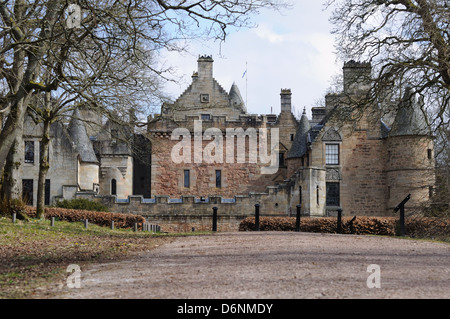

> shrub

[
  {"left": 0, "top": 196, "right": 29, "bottom": 221},
  {"left": 54, "top": 198, "right": 109, "bottom": 212},
  {"left": 404, "top": 216, "right": 449, "bottom": 240},
  {"left": 25, "top": 206, "right": 145, "bottom": 230},
  {"left": 239, "top": 215, "right": 450, "bottom": 239}
]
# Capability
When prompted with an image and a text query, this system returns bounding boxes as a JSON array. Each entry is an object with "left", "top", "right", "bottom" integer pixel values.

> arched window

[{"left": 111, "top": 179, "right": 117, "bottom": 195}]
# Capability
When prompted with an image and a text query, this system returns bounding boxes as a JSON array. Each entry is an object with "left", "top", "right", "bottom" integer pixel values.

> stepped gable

[
  {"left": 168, "top": 55, "right": 246, "bottom": 120},
  {"left": 68, "top": 108, "right": 98, "bottom": 163}
]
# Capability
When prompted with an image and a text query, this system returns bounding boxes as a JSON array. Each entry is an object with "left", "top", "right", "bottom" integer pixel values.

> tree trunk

[
  {"left": 36, "top": 118, "right": 51, "bottom": 219},
  {"left": 0, "top": 94, "right": 29, "bottom": 173},
  {"left": 2, "top": 122, "right": 24, "bottom": 201},
  {"left": 0, "top": 0, "right": 59, "bottom": 173},
  {"left": 36, "top": 91, "right": 52, "bottom": 219}
]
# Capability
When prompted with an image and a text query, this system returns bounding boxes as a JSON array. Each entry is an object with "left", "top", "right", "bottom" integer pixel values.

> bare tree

[
  {"left": 0, "top": 0, "right": 290, "bottom": 204},
  {"left": 325, "top": 0, "right": 449, "bottom": 131}
]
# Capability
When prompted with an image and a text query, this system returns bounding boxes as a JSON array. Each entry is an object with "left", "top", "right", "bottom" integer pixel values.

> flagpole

[{"left": 245, "top": 61, "right": 248, "bottom": 108}]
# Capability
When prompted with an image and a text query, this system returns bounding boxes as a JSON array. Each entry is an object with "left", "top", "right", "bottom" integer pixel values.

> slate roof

[
  {"left": 287, "top": 108, "right": 311, "bottom": 158},
  {"left": 68, "top": 108, "right": 99, "bottom": 163},
  {"left": 229, "top": 82, "right": 246, "bottom": 113},
  {"left": 389, "top": 88, "right": 431, "bottom": 137}
]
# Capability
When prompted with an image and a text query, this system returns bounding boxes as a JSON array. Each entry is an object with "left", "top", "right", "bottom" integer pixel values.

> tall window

[
  {"left": 45, "top": 179, "right": 51, "bottom": 206},
  {"left": 325, "top": 144, "right": 339, "bottom": 165},
  {"left": 111, "top": 179, "right": 117, "bottom": 195},
  {"left": 216, "top": 170, "right": 222, "bottom": 188},
  {"left": 22, "top": 179, "right": 33, "bottom": 205},
  {"left": 279, "top": 152, "right": 285, "bottom": 167},
  {"left": 184, "top": 170, "right": 190, "bottom": 188},
  {"left": 25, "top": 141, "right": 35, "bottom": 163},
  {"left": 326, "top": 182, "right": 340, "bottom": 206}
]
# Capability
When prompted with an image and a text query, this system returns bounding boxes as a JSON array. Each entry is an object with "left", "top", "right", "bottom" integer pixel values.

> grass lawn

[{"left": 0, "top": 216, "right": 200, "bottom": 299}]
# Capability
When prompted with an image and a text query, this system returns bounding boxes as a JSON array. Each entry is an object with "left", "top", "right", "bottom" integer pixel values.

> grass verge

[{"left": 0, "top": 216, "right": 205, "bottom": 299}]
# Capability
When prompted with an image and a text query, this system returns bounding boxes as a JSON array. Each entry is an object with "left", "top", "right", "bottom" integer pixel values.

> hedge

[
  {"left": 239, "top": 216, "right": 450, "bottom": 238},
  {"left": 25, "top": 206, "right": 145, "bottom": 230}
]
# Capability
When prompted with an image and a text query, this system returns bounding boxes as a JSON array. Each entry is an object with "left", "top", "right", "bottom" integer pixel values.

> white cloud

[
  {"left": 253, "top": 23, "right": 286, "bottom": 44},
  {"left": 159, "top": 1, "right": 343, "bottom": 118}
]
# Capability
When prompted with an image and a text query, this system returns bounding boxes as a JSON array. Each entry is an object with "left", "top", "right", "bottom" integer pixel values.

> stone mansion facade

[{"left": 10, "top": 56, "right": 435, "bottom": 217}]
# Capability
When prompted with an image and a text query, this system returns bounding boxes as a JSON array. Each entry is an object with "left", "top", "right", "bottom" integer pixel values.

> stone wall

[
  {"left": 166, "top": 56, "right": 245, "bottom": 121},
  {"left": 77, "top": 183, "right": 293, "bottom": 230},
  {"left": 21, "top": 117, "right": 79, "bottom": 206},
  {"left": 148, "top": 112, "right": 296, "bottom": 198},
  {"left": 99, "top": 155, "right": 133, "bottom": 198},
  {"left": 339, "top": 129, "right": 387, "bottom": 216},
  {"left": 385, "top": 135, "right": 435, "bottom": 210}
]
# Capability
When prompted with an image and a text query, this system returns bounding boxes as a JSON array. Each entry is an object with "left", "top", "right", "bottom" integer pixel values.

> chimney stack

[
  {"left": 280, "top": 89, "right": 292, "bottom": 113},
  {"left": 197, "top": 55, "right": 214, "bottom": 79},
  {"left": 342, "top": 60, "right": 372, "bottom": 94}
]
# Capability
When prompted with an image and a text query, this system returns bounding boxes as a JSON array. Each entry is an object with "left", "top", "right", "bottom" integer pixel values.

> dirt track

[{"left": 56, "top": 232, "right": 449, "bottom": 299}]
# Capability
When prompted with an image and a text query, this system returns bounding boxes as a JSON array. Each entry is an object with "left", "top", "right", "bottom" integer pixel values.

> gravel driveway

[{"left": 57, "top": 232, "right": 449, "bottom": 299}]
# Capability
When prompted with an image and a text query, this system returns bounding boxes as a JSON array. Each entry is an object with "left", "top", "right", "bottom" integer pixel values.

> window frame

[
  {"left": 24, "top": 141, "right": 35, "bottom": 163},
  {"left": 184, "top": 170, "right": 190, "bottom": 188},
  {"left": 215, "top": 170, "right": 222, "bottom": 188},
  {"left": 278, "top": 152, "right": 285, "bottom": 167},
  {"left": 22, "top": 179, "right": 33, "bottom": 205},
  {"left": 325, "top": 143, "right": 340, "bottom": 165},
  {"left": 45, "top": 179, "right": 50, "bottom": 206},
  {"left": 111, "top": 179, "right": 117, "bottom": 195},
  {"left": 326, "top": 182, "right": 340, "bottom": 207},
  {"left": 201, "top": 114, "right": 211, "bottom": 121}
]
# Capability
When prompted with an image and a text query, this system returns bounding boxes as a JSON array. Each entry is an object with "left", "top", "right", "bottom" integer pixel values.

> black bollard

[
  {"left": 296, "top": 205, "right": 301, "bottom": 232},
  {"left": 337, "top": 208, "right": 342, "bottom": 234},
  {"left": 212, "top": 207, "right": 218, "bottom": 232},
  {"left": 399, "top": 205, "right": 406, "bottom": 237},
  {"left": 394, "top": 194, "right": 410, "bottom": 237},
  {"left": 255, "top": 204, "right": 260, "bottom": 231}
]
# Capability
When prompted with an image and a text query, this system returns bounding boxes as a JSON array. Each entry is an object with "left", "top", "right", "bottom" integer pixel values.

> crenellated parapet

[{"left": 76, "top": 183, "right": 292, "bottom": 217}]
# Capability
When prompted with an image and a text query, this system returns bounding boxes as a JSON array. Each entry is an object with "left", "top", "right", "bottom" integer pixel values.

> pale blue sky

[{"left": 162, "top": 1, "right": 342, "bottom": 118}]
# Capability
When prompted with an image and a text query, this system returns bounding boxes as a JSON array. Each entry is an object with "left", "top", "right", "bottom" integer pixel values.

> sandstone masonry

[{"left": 10, "top": 56, "right": 435, "bottom": 222}]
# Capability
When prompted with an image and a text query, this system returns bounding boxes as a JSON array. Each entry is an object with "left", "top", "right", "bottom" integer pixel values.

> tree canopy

[
  {"left": 0, "top": 0, "right": 289, "bottom": 174},
  {"left": 326, "top": 0, "right": 449, "bottom": 132}
]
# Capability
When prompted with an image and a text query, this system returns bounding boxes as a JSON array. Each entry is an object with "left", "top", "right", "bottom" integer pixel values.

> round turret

[{"left": 385, "top": 89, "right": 435, "bottom": 211}]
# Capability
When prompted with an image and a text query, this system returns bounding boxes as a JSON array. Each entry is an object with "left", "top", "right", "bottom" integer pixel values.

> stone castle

[{"left": 11, "top": 55, "right": 435, "bottom": 219}]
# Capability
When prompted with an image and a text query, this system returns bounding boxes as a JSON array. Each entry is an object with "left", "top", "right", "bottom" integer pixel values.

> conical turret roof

[
  {"left": 68, "top": 108, "right": 99, "bottom": 163},
  {"left": 229, "top": 82, "right": 246, "bottom": 113},
  {"left": 288, "top": 108, "right": 311, "bottom": 158},
  {"left": 389, "top": 88, "right": 430, "bottom": 137}
]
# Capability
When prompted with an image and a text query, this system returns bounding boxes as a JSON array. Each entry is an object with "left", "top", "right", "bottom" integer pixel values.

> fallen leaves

[{"left": 0, "top": 217, "right": 173, "bottom": 299}]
